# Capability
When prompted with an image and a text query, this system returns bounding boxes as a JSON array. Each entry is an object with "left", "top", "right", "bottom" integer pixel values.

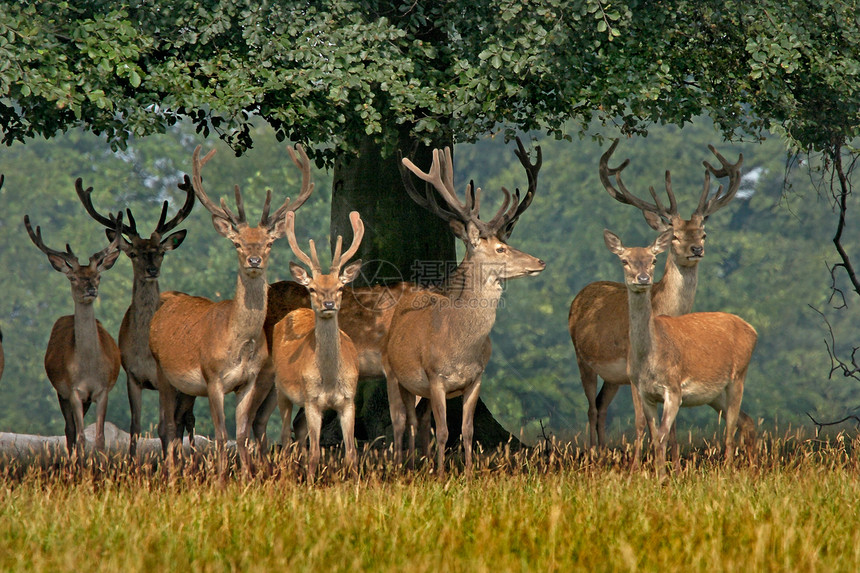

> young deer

[
  {"left": 25, "top": 211, "right": 123, "bottom": 455},
  {"left": 383, "top": 138, "right": 545, "bottom": 474},
  {"left": 569, "top": 139, "right": 753, "bottom": 463},
  {"left": 75, "top": 176, "right": 196, "bottom": 457},
  {"left": 271, "top": 210, "right": 364, "bottom": 477},
  {"left": 605, "top": 229, "right": 757, "bottom": 479},
  {"left": 149, "top": 144, "right": 313, "bottom": 476}
]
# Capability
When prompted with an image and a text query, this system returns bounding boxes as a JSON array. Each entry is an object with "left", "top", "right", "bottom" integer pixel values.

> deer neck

[
  {"left": 439, "top": 256, "right": 502, "bottom": 346},
  {"left": 314, "top": 313, "right": 343, "bottom": 383},
  {"left": 231, "top": 271, "right": 269, "bottom": 338},
  {"left": 627, "top": 287, "right": 657, "bottom": 371},
  {"left": 73, "top": 299, "right": 102, "bottom": 363},
  {"left": 652, "top": 255, "right": 698, "bottom": 316},
  {"left": 127, "top": 274, "right": 161, "bottom": 330}
]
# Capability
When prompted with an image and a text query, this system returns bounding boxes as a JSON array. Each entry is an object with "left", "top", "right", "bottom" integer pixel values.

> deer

[
  {"left": 382, "top": 137, "right": 545, "bottom": 474},
  {"left": 148, "top": 144, "right": 313, "bottom": 476},
  {"left": 24, "top": 210, "right": 124, "bottom": 456},
  {"left": 568, "top": 139, "right": 753, "bottom": 466},
  {"left": 603, "top": 228, "right": 757, "bottom": 480},
  {"left": 271, "top": 210, "right": 364, "bottom": 477},
  {"left": 75, "top": 175, "right": 196, "bottom": 458}
]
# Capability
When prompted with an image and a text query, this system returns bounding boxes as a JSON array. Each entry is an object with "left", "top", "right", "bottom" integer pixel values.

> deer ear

[
  {"left": 289, "top": 261, "right": 311, "bottom": 286},
  {"left": 161, "top": 230, "right": 187, "bottom": 251},
  {"left": 211, "top": 215, "right": 235, "bottom": 238},
  {"left": 651, "top": 229, "right": 674, "bottom": 255},
  {"left": 642, "top": 211, "right": 669, "bottom": 232},
  {"left": 466, "top": 221, "right": 482, "bottom": 248},
  {"left": 603, "top": 229, "right": 624, "bottom": 255},
  {"left": 106, "top": 229, "right": 132, "bottom": 252},
  {"left": 46, "top": 254, "right": 74, "bottom": 274},
  {"left": 97, "top": 247, "right": 122, "bottom": 272},
  {"left": 340, "top": 260, "right": 363, "bottom": 285}
]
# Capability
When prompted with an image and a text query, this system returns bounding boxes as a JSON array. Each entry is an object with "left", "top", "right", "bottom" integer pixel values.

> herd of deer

[{"left": 12, "top": 136, "right": 756, "bottom": 480}]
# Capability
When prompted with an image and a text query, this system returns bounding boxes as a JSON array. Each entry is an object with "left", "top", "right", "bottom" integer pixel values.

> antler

[
  {"left": 695, "top": 145, "right": 744, "bottom": 218},
  {"left": 330, "top": 211, "right": 364, "bottom": 273},
  {"left": 285, "top": 211, "right": 322, "bottom": 273},
  {"left": 25, "top": 214, "right": 78, "bottom": 265},
  {"left": 191, "top": 146, "right": 246, "bottom": 227},
  {"left": 599, "top": 139, "right": 678, "bottom": 224},
  {"left": 25, "top": 212, "right": 123, "bottom": 266},
  {"left": 155, "top": 174, "right": 196, "bottom": 235},
  {"left": 495, "top": 136, "right": 542, "bottom": 240},
  {"left": 75, "top": 178, "right": 137, "bottom": 237}
]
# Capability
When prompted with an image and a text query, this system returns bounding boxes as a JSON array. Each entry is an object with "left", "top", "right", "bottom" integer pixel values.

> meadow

[{"left": 2, "top": 430, "right": 859, "bottom": 572}]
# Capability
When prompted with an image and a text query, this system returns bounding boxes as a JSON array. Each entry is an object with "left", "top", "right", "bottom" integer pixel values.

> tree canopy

[{"left": 3, "top": 1, "right": 858, "bottom": 156}]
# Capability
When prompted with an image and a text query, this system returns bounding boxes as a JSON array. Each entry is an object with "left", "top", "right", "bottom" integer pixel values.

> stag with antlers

[
  {"left": 75, "top": 175, "right": 196, "bottom": 458},
  {"left": 382, "top": 137, "right": 545, "bottom": 474},
  {"left": 568, "top": 140, "right": 755, "bottom": 466},
  {"left": 148, "top": 144, "right": 313, "bottom": 476},
  {"left": 25, "top": 209, "right": 124, "bottom": 456},
  {"left": 271, "top": 210, "right": 364, "bottom": 477}
]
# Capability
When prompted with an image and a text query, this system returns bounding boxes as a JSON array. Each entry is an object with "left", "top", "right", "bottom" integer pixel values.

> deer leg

[
  {"left": 251, "top": 362, "right": 277, "bottom": 450},
  {"left": 93, "top": 390, "right": 110, "bottom": 453},
  {"left": 58, "top": 394, "right": 77, "bottom": 455},
  {"left": 175, "top": 392, "right": 197, "bottom": 450},
  {"left": 339, "top": 401, "right": 357, "bottom": 475},
  {"left": 158, "top": 379, "right": 180, "bottom": 469},
  {"left": 234, "top": 383, "right": 259, "bottom": 476},
  {"left": 428, "top": 381, "right": 449, "bottom": 476},
  {"left": 70, "top": 389, "right": 87, "bottom": 458},
  {"left": 629, "top": 385, "right": 648, "bottom": 470},
  {"left": 655, "top": 391, "right": 681, "bottom": 480},
  {"left": 385, "top": 373, "right": 408, "bottom": 467},
  {"left": 461, "top": 378, "right": 482, "bottom": 474},
  {"left": 416, "top": 398, "right": 433, "bottom": 460},
  {"left": 577, "top": 359, "right": 600, "bottom": 449},
  {"left": 722, "top": 374, "right": 746, "bottom": 465},
  {"left": 206, "top": 384, "right": 229, "bottom": 478},
  {"left": 278, "top": 392, "right": 294, "bottom": 452},
  {"left": 305, "top": 403, "right": 323, "bottom": 479},
  {"left": 126, "top": 373, "right": 143, "bottom": 458},
  {"left": 400, "top": 386, "right": 418, "bottom": 469},
  {"left": 668, "top": 421, "right": 681, "bottom": 474},
  {"left": 595, "top": 381, "right": 621, "bottom": 449}
]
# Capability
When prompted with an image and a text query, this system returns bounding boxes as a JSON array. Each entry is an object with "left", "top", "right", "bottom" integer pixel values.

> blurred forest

[{"left": 0, "top": 118, "right": 857, "bottom": 444}]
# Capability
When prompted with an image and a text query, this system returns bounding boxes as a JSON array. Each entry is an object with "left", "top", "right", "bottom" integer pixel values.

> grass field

[{"left": 1, "top": 430, "right": 859, "bottom": 572}]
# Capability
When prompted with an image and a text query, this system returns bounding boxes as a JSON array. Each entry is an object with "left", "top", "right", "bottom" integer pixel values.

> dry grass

[{"left": 1, "top": 429, "right": 859, "bottom": 572}]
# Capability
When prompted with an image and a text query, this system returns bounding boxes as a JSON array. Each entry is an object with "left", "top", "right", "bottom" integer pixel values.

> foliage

[{"left": 2, "top": 1, "right": 857, "bottom": 157}]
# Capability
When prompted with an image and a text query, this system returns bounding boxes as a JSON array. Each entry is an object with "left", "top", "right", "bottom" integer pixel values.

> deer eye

[
  {"left": 496, "top": 246, "right": 506, "bottom": 254},
  {"left": 128, "top": 252, "right": 137, "bottom": 259},
  {"left": 307, "top": 287, "right": 316, "bottom": 294},
  {"left": 702, "top": 234, "right": 707, "bottom": 240},
  {"left": 652, "top": 259, "right": 657, "bottom": 266},
  {"left": 621, "top": 260, "right": 629, "bottom": 267},
  {"left": 232, "top": 242, "right": 241, "bottom": 249}
]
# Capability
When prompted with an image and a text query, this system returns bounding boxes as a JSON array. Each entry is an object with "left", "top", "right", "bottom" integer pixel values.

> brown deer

[
  {"left": 569, "top": 139, "right": 752, "bottom": 464},
  {"left": 271, "top": 210, "right": 364, "bottom": 477},
  {"left": 25, "top": 211, "right": 123, "bottom": 455},
  {"left": 383, "top": 138, "right": 545, "bottom": 473},
  {"left": 603, "top": 228, "right": 757, "bottom": 479},
  {"left": 75, "top": 176, "right": 196, "bottom": 458},
  {"left": 149, "top": 144, "right": 313, "bottom": 475}
]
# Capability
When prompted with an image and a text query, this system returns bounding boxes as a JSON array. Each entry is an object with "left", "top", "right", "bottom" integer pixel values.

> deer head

[
  {"left": 191, "top": 144, "right": 314, "bottom": 279},
  {"left": 25, "top": 212, "right": 124, "bottom": 304},
  {"left": 604, "top": 228, "right": 675, "bottom": 292},
  {"left": 399, "top": 136, "right": 546, "bottom": 285},
  {"left": 285, "top": 210, "right": 364, "bottom": 319},
  {"left": 599, "top": 139, "right": 743, "bottom": 267},
  {"left": 75, "top": 175, "right": 194, "bottom": 281}
]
